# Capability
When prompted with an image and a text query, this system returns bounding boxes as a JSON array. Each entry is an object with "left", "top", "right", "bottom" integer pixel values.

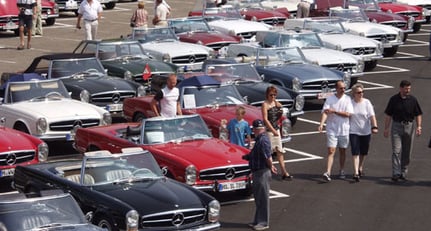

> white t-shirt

[
  {"left": 159, "top": 87, "right": 179, "bottom": 117},
  {"left": 349, "top": 98, "right": 375, "bottom": 136},
  {"left": 78, "top": 0, "right": 103, "bottom": 21},
  {"left": 156, "top": 3, "right": 170, "bottom": 21},
  {"left": 322, "top": 94, "right": 354, "bottom": 136}
]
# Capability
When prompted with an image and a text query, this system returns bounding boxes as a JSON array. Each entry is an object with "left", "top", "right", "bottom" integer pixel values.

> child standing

[{"left": 227, "top": 106, "right": 252, "bottom": 148}]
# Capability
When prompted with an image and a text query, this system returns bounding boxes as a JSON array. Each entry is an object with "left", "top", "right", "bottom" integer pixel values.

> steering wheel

[
  {"left": 45, "top": 91, "right": 63, "bottom": 98},
  {"left": 132, "top": 168, "right": 153, "bottom": 176},
  {"left": 85, "top": 68, "right": 100, "bottom": 73}
]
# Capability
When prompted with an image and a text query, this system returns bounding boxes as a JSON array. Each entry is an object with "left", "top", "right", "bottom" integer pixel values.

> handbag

[{"left": 130, "top": 10, "right": 137, "bottom": 27}]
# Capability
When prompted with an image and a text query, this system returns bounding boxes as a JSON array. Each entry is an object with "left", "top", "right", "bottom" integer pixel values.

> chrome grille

[
  {"left": 261, "top": 17, "right": 286, "bottom": 26},
  {"left": 50, "top": 119, "right": 100, "bottom": 131},
  {"left": 367, "top": 34, "right": 397, "bottom": 42},
  {"left": 91, "top": 91, "right": 136, "bottom": 104},
  {"left": 398, "top": 12, "right": 420, "bottom": 18},
  {"left": 302, "top": 80, "right": 338, "bottom": 91},
  {"left": 199, "top": 165, "right": 250, "bottom": 181},
  {"left": 344, "top": 47, "right": 375, "bottom": 55},
  {"left": 0, "top": 17, "right": 19, "bottom": 24},
  {"left": 171, "top": 54, "right": 208, "bottom": 64},
  {"left": 380, "top": 21, "right": 407, "bottom": 29},
  {"left": 0, "top": 150, "right": 35, "bottom": 166},
  {"left": 322, "top": 63, "right": 356, "bottom": 73},
  {"left": 141, "top": 208, "right": 206, "bottom": 228}
]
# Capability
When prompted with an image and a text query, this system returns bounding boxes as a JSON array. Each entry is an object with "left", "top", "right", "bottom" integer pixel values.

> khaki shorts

[{"left": 267, "top": 132, "right": 285, "bottom": 154}]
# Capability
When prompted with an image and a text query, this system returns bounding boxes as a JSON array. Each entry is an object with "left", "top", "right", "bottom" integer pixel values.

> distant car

[
  {"left": 130, "top": 27, "right": 214, "bottom": 72},
  {"left": 41, "top": 0, "right": 59, "bottom": 26},
  {"left": 0, "top": 191, "right": 105, "bottom": 231},
  {"left": 168, "top": 17, "right": 242, "bottom": 52},
  {"left": 22, "top": 53, "right": 146, "bottom": 117},
  {"left": 54, "top": 0, "right": 81, "bottom": 14},
  {"left": 228, "top": 0, "right": 291, "bottom": 26},
  {"left": 284, "top": 17, "right": 384, "bottom": 70},
  {"left": 224, "top": 46, "right": 352, "bottom": 99},
  {"left": 0, "top": 118, "right": 48, "bottom": 180},
  {"left": 200, "top": 60, "right": 304, "bottom": 124},
  {"left": 0, "top": 76, "right": 111, "bottom": 142},
  {"left": 73, "top": 115, "right": 254, "bottom": 195},
  {"left": 14, "top": 147, "right": 221, "bottom": 231},
  {"left": 396, "top": 0, "right": 431, "bottom": 23},
  {"left": 188, "top": 5, "right": 273, "bottom": 41},
  {"left": 329, "top": 7, "right": 404, "bottom": 56},
  {"left": 259, "top": 0, "right": 302, "bottom": 16},
  {"left": 376, "top": 0, "right": 425, "bottom": 32},
  {"left": 72, "top": 39, "right": 178, "bottom": 91}
]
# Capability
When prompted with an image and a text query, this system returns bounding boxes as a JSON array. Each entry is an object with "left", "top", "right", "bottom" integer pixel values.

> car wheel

[
  {"left": 413, "top": 23, "right": 421, "bottom": 33},
  {"left": 133, "top": 112, "right": 146, "bottom": 122},
  {"left": 383, "top": 46, "right": 398, "bottom": 57},
  {"left": 104, "top": 2, "right": 116, "bottom": 9},
  {"left": 289, "top": 116, "right": 297, "bottom": 127},
  {"left": 14, "top": 29, "right": 19, "bottom": 36},
  {"left": 364, "top": 60, "right": 377, "bottom": 71},
  {"left": 96, "top": 216, "right": 118, "bottom": 231},
  {"left": 45, "top": 18, "right": 55, "bottom": 26}
]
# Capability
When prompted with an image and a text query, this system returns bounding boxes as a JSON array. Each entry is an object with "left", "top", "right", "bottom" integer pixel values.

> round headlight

[
  {"left": 359, "top": 32, "right": 365, "bottom": 37},
  {"left": 292, "top": 77, "right": 302, "bottom": 92},
  {"left": 208, "top": 200, "right": 220, "bottom": 223},
  {"left": 137, "top": 86, "right": 146, "bottom": 97},
  {"left": 126, "top": 210, "right": 139, "bottom": 230},
  {"left": 80, "top": 90, "right": 90, "bottom": 103},
  {"left": 38, "top": 142, "right": 49, "bottom": 162},
  {"left": 162, "top": 53, "right": 171, "bottom": 63},
  {"left": 102, "top": 112, "right": 112, "bottom": 125},
  {"left": 228, "top": 29, "right": 236, "bottom": 36},
  {"left": 295, "top": 94, "right": 305, "bottom": 111},
  {"left": 36, "top": 118, "right": 47, "bottom": 135},
  {"left": 343, "top": 72, "right": 351, "bottom": 88},
  {"left": 376, "top": 42, "right": 383, "bottom": 55},
  {"left": 251, "top": 16, "right": 257, "bottom": 21},
  {"left": 124, "top": 71, "right": 133, "bottom": 81},
  {"left": 335, "top": 44, "right": 342, "bottom": 51},
  {"left": 371, "top": 19, "right": 377, "bottom": 24},
  {"left": 407, "top": 16, "right": 414, "bottom": 30},
  {"left": 387, "top": 9, "right": 392, "bottom": 14},
  {"left": 185, "top": 165, "right": 196, "bottom": 185}
]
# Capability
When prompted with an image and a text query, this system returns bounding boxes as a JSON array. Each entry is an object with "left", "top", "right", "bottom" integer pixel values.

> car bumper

[
  {"left": 382, "top": 41, "right": 403, "bottom": 48},
  {"left": 133, "top": 222, "right": 220, "bottom": 231},
  {"left": 361, "top": 54, "right": 384, "bottom": 61},
  {"left": 42, "top": 14, "right": 59, "bottom": 20}
]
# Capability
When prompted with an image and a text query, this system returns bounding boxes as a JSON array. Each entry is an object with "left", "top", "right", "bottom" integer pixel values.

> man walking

[
  {"left": 384, "top": 80, "right": 422, "bottom": 182},
  {"left": 16, "top": 0, "right": 36, "bottom": 50},
  {"left": 32, "top": 0, "right": 42, "bottom": 36},
  {"left": 76, "top": 0, "right": 103, "bottom": 40}
]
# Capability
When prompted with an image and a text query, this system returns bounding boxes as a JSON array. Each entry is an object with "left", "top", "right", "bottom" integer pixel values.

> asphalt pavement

[{"left": 1, "top": 1, "right": 431, "bottom": 231}]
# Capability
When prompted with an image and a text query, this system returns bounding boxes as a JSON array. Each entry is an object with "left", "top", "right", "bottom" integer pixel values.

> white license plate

[
  {"left": 5, "top": 21, "right": 18, "bottom": 30},
  {"left": 106, "top": 103, "right": 123, "bottom": 112},
  {"left": 217, "top": 181, "right": 246, "bottom": 192},
  {"left": 0, "top": 168, "right": 15, "bottom": 177},
  {"left": 317, "top": 92, "right": 333, "bottom": 99}
]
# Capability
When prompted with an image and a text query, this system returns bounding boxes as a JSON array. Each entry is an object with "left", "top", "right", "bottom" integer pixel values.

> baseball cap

[{"left": 252, "top": 119, "right": 265, "bottom": 129}]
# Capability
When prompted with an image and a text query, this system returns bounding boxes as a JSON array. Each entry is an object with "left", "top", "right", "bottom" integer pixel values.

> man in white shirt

[
  {"left": 76, "top": 0, "right": 103, "bottom": 40},
  {"left": 151, "top": 74, "right": 182, "bottom": 117},
  {"left": 153, "top": 0, "right": 169, "bottom": 27},
  {"left": 318, "top": 81, "right": 354, "bottom": 182}
]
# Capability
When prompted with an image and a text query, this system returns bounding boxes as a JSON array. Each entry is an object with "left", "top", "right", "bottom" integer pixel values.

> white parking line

[{"left": 220, "top": 190, "right": 290, "bottom": 205}]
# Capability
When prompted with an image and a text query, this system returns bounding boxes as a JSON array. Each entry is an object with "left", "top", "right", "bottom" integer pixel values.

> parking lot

[{"left": 1, "top": 1, "right": 431, "bottom": 230}]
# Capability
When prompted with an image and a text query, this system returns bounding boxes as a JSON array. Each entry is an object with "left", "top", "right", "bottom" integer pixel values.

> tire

[
  {"left": 364, "top": 60, "right": 377, "bottom": 71},
  {"left": 402, "top": 33, "right": 408, "bottom": 42},
  {"left": 45, "top": 18, "right": 55, "bottom": 26},
  {"left": 383, "top": 46, "right": 398, "bottom": 57},
  {"left": 289, "top": 116, "right": 297, "bottom": 127},
  {"left": 104, "top": 2, "right": 116, "bottom": 9},
  {"left": 13, "top": 29, "right": 19, "bottom": 36},
  {"left": 413, "top": 23, "right": 421, "bottom": 33},
  {"left": 133, "top": 112, "right": 146, "bottom": 122},
  {"left": 95, "top": 216, "right": 118, "bottom": 231}
]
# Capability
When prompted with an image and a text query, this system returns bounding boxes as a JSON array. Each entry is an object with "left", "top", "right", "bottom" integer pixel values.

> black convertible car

[{"left": 13, "top": 148, "right": 221, "bottom": 231}]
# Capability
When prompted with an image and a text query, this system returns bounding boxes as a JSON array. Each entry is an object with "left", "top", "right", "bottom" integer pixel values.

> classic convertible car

[
  {"left": 328, "top": 7, "right": 404, "bottom": 56},
  {"left": 73, "top": 115, "right": 253, "bottom": 195},
  {"left": 259, "top": 0, "right": 302, "bottom": 16},
  {"left": 72, "top": 39, "right": 177, "bottom": 93},
  {"left": 284, "top": 17, "right": 384, "bottom": 70},
  {"left": 21, "top": 53, "right": 146, "bottom": 117},
  {"left": 376, "top": 0, "right": 425, "bottom": 32},
  {"left": 168, "top": 17, "right": 242, "bottom": 52},
  {"left": 223, "top": 47, "right": 352, "bottom": 99},
  {"left": 14, "top": 148, "right": 221, "bottom": 231},
  {"left": 0, "top": 76, "right": 111, "bottom": 142},
  {"left": 228, "top": 0, "right": 291, "bottom": 26},
  {"left": 0, "top": 191, "right": 105, "bottom": 231},
  {"left": 129, "top": 27, "right": 214, "bottom": 72},
  {"left": 397, "top": 0, "right": 431, "bottom": 23},
  {"left": 0, "top": 118, "right": 48, "bottom": 180},
  {"left": 41, "top": 0, "right": 59, "bottom": 26}
]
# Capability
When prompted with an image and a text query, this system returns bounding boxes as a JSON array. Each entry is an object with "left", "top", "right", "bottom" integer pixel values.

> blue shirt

[
  {"left": 227, "top": 118, "right": 251, "bottom": 147},
  {"left": 249, "top": 132, "right": 272, "bottom": 171}
]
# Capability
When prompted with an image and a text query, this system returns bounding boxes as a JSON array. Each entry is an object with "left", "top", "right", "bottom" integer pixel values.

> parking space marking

[
  {"left": 0, "top": 60, "right": 16, "bottom": 64},
  {"left": 365, "top": 64, "right": 409, "bottom": 74},
  {"left": 221, "top": 190, "right": 290, "bottom": 205}
]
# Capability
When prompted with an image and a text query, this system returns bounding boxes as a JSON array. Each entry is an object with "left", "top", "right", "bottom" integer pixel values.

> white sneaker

[
  {"left": 323, "top": 172, "right": 331, "bottom": 182},
  {"left": 339, "top": 170, "right": 346, "bottom": 179}
]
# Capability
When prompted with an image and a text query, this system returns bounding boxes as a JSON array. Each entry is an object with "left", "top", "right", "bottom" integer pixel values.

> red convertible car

[
  {"left": 0, "top": 119, "right": 48, "bottom": 179},
  {"left": 377, "top": 0, "right": 425, "bottom": 32},
  {"left": 73, "top": 114, "right": 252, "bottom": 194}
]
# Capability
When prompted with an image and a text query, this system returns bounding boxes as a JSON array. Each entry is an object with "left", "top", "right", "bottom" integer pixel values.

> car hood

[
  {"left": 102, "top": 59, "right": 176, "bottom": 75},
  {"left": 234, "top": 81, "right": 293, "bottom": 103},
  {"left": 0, "top": 128, "right": 37, "bottom": 152},
  {"left": 242, "top": 9, "right": 287, "bottom": 18},
  {"left": 12, "top": 99, "right": 103, "bottom": 118},
  {"left": 301, "top": 48, "right": 359, "bottom": 64},
  {"left": 365, "top": 11, "right": 407, "bottom": 22},
  {"left": 208, "top": 19, "right": 272, "bottom": 33},
  {"left": 97, "top": 179, "right": 206, "bottom": 214},
  {"left": 319, "top": 33, "right": 378, "bottom": 48},
  {"left": 147, "top": 138, "right": 248, "bottom": 170},
  {"left": 62, "top": 77, "right": 136, "bottom": 93},
  {"left": 379, "top": 3, "right": 422, "bottom": 13},
  {"left": 141, "top": 41, "right": 212, "bottom": 55},
  {"left": 257, "top": 63, "right": 342, "bottom": 83},
  {"left": 47, "top": 224, "right": 104, "bottom": 231},
  {"left": 342, "top": 21, "right": 400, "bottom": 35},
  {"left": 191, "top": 104, "right": 261, "bottom": 125},
  {"left": 178, "top": 31, "right": 240, "bottom": 45}
]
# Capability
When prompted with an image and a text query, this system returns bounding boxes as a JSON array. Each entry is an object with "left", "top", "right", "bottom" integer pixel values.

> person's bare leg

[
  {"left": 27, "top": 28, "right": 32, "bottom": 49},
  {"left": 276, "top": 150, "right": 289, "bottom": 176},
  {"left": 326, "top": 147, "right": 336, "bottom": 175},
  {"left": 353, "top": 155, "right": 359, "bottom": 175},
  {"left": 19, "top": 26, "right": 25, "bottom": 48}
]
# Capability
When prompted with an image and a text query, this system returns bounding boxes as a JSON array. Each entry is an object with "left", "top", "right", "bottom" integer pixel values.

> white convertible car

[
  {"left": 284, "top": 17, "right": 384, "bottom": 70},
  {"left": 130, "top": 27, "right": 214, "bottom": 72},
  {"left": 260, "top": 0, "right": 302, "bottom": 15},
  {"left": 0, "top": 76, "right": 111, "bottom": 142},
  {"left": 329, "top": 7, "right": 404, "bottom": 56},
  {"left": 251, "top": 30, "right": 364, "bottom": 78}
]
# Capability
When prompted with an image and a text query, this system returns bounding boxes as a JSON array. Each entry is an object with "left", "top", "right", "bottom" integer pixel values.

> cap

[{"left": 252, "top": 119, "right": 265, "bottom": 129}]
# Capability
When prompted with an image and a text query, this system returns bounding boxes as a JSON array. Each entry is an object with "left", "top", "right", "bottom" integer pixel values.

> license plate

[
  {"left": 106, "top": 103, "right": 123, "bottom": 112},
  {"left": 65, "top": 0, "right": 77, "bottom": 9},
  {"left": 217, "top": 181, "right": 246, "bottom": 192},
  {"left": 5, "top": 21, "right": 18, "bottom": 30},
  {"left": 317, "top": 92, "right": 333, "bottom": 99},
  {"left": 66, "top": 133, "right": 75, "bottom": 141},
  {"left": 0, "top": 168, "right": 15, "bottom": 177}
]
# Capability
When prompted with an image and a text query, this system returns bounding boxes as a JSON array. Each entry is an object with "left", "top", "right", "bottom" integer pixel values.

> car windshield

[
  {"left": 329, "top": 8, "right": 369, "bottom": 22},
  {"left": 257, "top": 47, "right": 306, "bottom": 65},
  {"left": 80, "top": 151, "right": 164, "bottom": 185},
  {"left": 169, "top": 18, "right": 211, "bottom": 33},
  {"left": 303, "top": 19, "right": 345, "bottom": 34},
  {"left": 50, "top": 58, "right": 105, "bottom": 79},
  {"left": 182, "top": 84, "right": 244, "bottom": 108},
  {"left": 0, "top": 194, "right": 87, "bottom": 231},
  {"left": 142, "top": 115, "right": 212, "bottom": 144},
  {"left": 131, "top": 27, "right": 178, "bottom": 43},
  {"left": 204, "top": 63, "right": 261, "bottom": 82},
  {"left": 262, "top": 32, "right": 323, "bottom": 48},
  {"left": 349, "top": 0, "right": 380, "bottom": 11},
  {"left": 203, "top": 6, "right": 244, "bottom": 20},
  {"left": 96, "top": 43, "right": 149, "bottom": 60},
  {"left": 6, "top": 79, "right": 70, "bottom": 103},
  {"left": 231, "top": 0, "right": 266, "bottom": 10}
]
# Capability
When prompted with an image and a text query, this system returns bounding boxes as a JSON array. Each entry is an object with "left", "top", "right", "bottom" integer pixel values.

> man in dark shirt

[
  {"left": 384, "top": 80, "right": 422, "bottom": 182},
  {"left": 243, "top": 119, "right": 277, "bottom": 231}
]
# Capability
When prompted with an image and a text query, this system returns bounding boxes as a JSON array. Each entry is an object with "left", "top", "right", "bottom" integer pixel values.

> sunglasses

[
  {"left": 270, "top": 94, "right": 277, "bottom": 97},
  {"left": 355, "top": 91, "right": 363, "bottom": 94}
]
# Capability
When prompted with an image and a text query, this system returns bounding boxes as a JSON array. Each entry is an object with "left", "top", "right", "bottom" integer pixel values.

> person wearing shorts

[
  {"left": 318, "top": 81, "right": 354, "bottom": 182},
  {"left": 16, "top": 0, "right": 36, "bottom": 50},
  {"left": 349, "top": 83, "right": 378, "bottom": 182}
]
